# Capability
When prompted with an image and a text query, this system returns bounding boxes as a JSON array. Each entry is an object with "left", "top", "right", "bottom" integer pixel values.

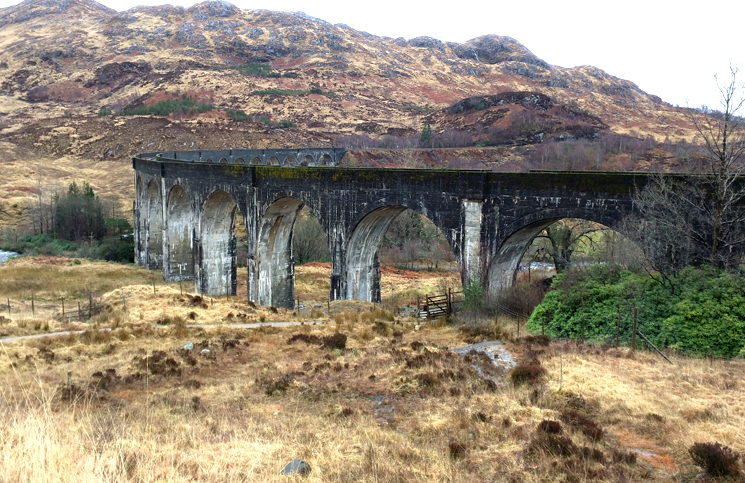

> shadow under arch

[
  {"left": 198, "top": 190, "right": 239, "bottom": 295},
  {"left": 145, "top": 180, "right": 163, "bottom": 269},
  {"left": 485, "top": 213, "right": 632, "bottom": 296},
  {"left": 166, "top": 185, "right": 194, "bottom": 280},
  {"left": 256, "top": 196, "right": 327, "bottom": 308},
  {"left": 345, "top": 206, "right": 458, "bottom": 303}
]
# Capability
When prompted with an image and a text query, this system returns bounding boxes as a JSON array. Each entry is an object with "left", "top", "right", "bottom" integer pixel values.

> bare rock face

[
  {"left": 188, "top": 0, "right": 240, "bottom": 20},
  {"left": 84, "top": 61, "right": 152, "bottom": 89},
  {"left": 460, "top": 35, "right": 548, "bottom": 67},
  {"left": 0, "top": 0, "right": 114, "bottom": 27}
]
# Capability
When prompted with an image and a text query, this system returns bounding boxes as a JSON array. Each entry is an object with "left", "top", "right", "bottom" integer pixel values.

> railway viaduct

[{"left": 133, "top": 148, "right": 653, "bottom": 309}]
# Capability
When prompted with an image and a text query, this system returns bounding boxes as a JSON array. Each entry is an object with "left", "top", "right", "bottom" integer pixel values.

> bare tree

[
  {"left": 624, "top": 65, "right": 745, "bottom": 281},
  {"left": 531, "top": 219, "right": 606, "bottom": 273}
]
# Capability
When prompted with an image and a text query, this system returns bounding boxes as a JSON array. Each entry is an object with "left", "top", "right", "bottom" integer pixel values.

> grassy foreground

[{"left": 0, "top": 258, "right": 743, "bottom": 482}]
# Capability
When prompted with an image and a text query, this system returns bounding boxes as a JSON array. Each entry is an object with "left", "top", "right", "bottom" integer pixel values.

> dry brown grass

[{"left": 1, "top": 258, "right": 743, "bottom": 482}]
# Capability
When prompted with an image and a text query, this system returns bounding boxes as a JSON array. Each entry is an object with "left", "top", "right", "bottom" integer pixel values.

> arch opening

[
  {"left": 199, "top": 190, "right": 238, "bottom": 295},
  {"left": 166, "top": 185, "right": 194, "bottom": 281},
  {"left": 284, "top": 155, "right": 297, "bottom": 167},
  {"left": 486, "top": 217, "right": 645, "bottom": 299},
  {"left": 268, "top": 156, "right": 280, "bottom": 166},
  {"left": 319, "top": 154, "right": 332, "bottom": 166},
  {"left": 234, "top": 157, "right": 245, "bottom": 164},
  {"left": 346, "top": 207, "right": 459, "bottom": 304},
  {"left": 250, "top": 157, "right": 262, "bottom": 165},
  {"left": 256, "top": 197, "right": 329, "bottom": 308},
  {"left": 145, "top": 181, "right": 163, "bottom": 270},
  {"left": 301, "top": 154, "right": 313, "bottom": 166}
]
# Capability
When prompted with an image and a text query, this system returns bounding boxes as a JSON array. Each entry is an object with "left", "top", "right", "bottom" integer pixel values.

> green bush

[
  {"left": 118, "top": 93, "right": 214, "bottom": 117},
  {"left": 97, "top": 237, "right": 134, "bottom": 263},
  {"left": 226, "top": 109, "right": 248, "bottom": 121},
  {"left": 97, "top": 108, "right": 112, "bottom": 116},
  {"left": 462, "top": 278, "right": 484, "bottom": 310},
  {"left": 527, "top": 265, "right": 745, "bottom": 357},
  {"left": 277, "top": 120, "right": 296, "bottom": 128},
  {"left": 208, "top": 63, "right": 297, "bottom": 78},
  {"left": 249, "top": 89, "right": 305, "bottom": 96}
]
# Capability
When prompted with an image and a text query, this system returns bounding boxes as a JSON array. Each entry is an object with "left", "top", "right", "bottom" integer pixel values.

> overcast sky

[{"left": 2, "top": 0, "right": 743, "bottom": 109}]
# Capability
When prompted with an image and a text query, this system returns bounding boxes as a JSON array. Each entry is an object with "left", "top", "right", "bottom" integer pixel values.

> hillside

[{"left": 0, "top": 0, "right": 700, "bottom": 228}]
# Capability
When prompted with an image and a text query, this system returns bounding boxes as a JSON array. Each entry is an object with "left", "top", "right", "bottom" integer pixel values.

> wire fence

[{"left": 0, "top": 294, "right": 102, "bottom": 324}]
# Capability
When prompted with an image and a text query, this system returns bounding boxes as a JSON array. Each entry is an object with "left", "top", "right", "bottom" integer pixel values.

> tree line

[{"left": 3, "top": 181, "right": 134, "bottom": 263}]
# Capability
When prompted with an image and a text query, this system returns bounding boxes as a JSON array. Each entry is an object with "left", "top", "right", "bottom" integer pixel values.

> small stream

[{"left": 0, "top": 250, "right": 18, "bottom": 263}]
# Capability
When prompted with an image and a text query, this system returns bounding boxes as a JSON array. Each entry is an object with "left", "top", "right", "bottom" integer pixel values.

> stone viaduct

[{"left": 133, "top": 148, "right": 653, "bottom": 309}]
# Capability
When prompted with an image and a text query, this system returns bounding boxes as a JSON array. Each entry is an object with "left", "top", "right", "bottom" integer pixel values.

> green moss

[{"left": 220, "top": 164, "right": 249, "bottom": 177}]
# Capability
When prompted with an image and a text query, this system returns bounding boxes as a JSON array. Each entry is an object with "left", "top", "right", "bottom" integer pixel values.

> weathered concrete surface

[{"left": 135, "top": 149, "right": 660, "bottom": 307}]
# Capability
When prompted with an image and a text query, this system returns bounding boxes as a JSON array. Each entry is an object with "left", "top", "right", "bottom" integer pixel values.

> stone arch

[
  {"left": 145, "top": 180, "right": 163, "bottom": 269},
  {"left": 166, "top": 185, "right": 194, "bottom": 280},
  {"left": 485, "top": 211, "right": 629, "bottom": 295},
  {"left": 256, "top": 197, "right": 307, "bottom": 308},
  {"left": 198, "top": 190, "right": 238, "bottom": 295},
  {"left": 268, "top": 156, "right": 280, "bottom": 166},
  {"left": 319, "top": 153, "right": 332, "bottom": 166},
  {"left": 206, "top": 158, "right": 214, "bottom": 163},
  {"left": 284, "top": 155, "right": 297, "bottom": 167},
  {"left": 345, "top": 206, "right": 457, "bottom": 302},
  {"left": 301, "top": 154, "right": 314, "bottom": 166},
  {"left": 250, "top": 157, "right": 262, "bottom": 165},
  {"left": 234, "top": 157, "right": 245, "bottom": 164},
  {"left": 219, "top": 158, "right": 228, "bottom": 163}
]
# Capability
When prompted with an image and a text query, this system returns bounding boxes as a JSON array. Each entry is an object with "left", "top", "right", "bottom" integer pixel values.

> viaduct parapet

[{"left": 133, "top": 148, "right": 652, "bottom": 308}]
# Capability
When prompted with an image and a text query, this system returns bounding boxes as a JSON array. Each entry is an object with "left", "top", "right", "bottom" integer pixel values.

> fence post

[
  {"left": 517, "top": 316, "right": 520, "bottom": 338},
  {"left": 6, "top": 298, "right": 9, "bottom": 317},
  {"left": 616, "top": 308, "right": 621, "bottom": 348},
  {"left": 89, "top": 291, "right": 92, "bottom": 319},
  {"left": 61, "top": 297, "right": 65, "bottom": 318},
  {"left": 78, "top": 302, "right": 81, "bottom": 320},
  {"left": 425, "top": 294, "right": 430, "bottom": 319},
  {"left": 31, "top": 292, "right": 35, "bottom": 316},
  {"left": 416, "top": 296, "right": 420, "bottom": 314},
  {"left": 631, "top": 307, "right": 638, "bottom": 350}
]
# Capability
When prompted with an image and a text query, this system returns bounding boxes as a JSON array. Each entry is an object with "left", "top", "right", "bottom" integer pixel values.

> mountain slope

[{"left": 0, "top": 0, "right": 701, "bottom": 228}]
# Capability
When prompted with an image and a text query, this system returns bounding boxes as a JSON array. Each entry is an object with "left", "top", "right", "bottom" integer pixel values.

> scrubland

[{"left": 1, "top": 257, "right": 743, "bottom": 482}]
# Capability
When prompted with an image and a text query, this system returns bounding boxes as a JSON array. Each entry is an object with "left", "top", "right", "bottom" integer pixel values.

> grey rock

[
  {"left": 279, "top": 459, "right": 311, "bottom": 476},
  {"left": 200, "top": 348, "right": 210, "bottom": 355},
  {"left": 247, "top": 27, "right": 263, "bottom": 39},
  {"left": 184, "top": 342, "right": 194, "bottom": 350},
  {"left": 408, "top": 36, "right": 443, "bottom": 50}
]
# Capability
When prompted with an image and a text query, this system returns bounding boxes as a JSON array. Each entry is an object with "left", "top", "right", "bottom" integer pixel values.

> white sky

[{"left": 2, "top": 0, "right": 743, "bottom": 109}]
